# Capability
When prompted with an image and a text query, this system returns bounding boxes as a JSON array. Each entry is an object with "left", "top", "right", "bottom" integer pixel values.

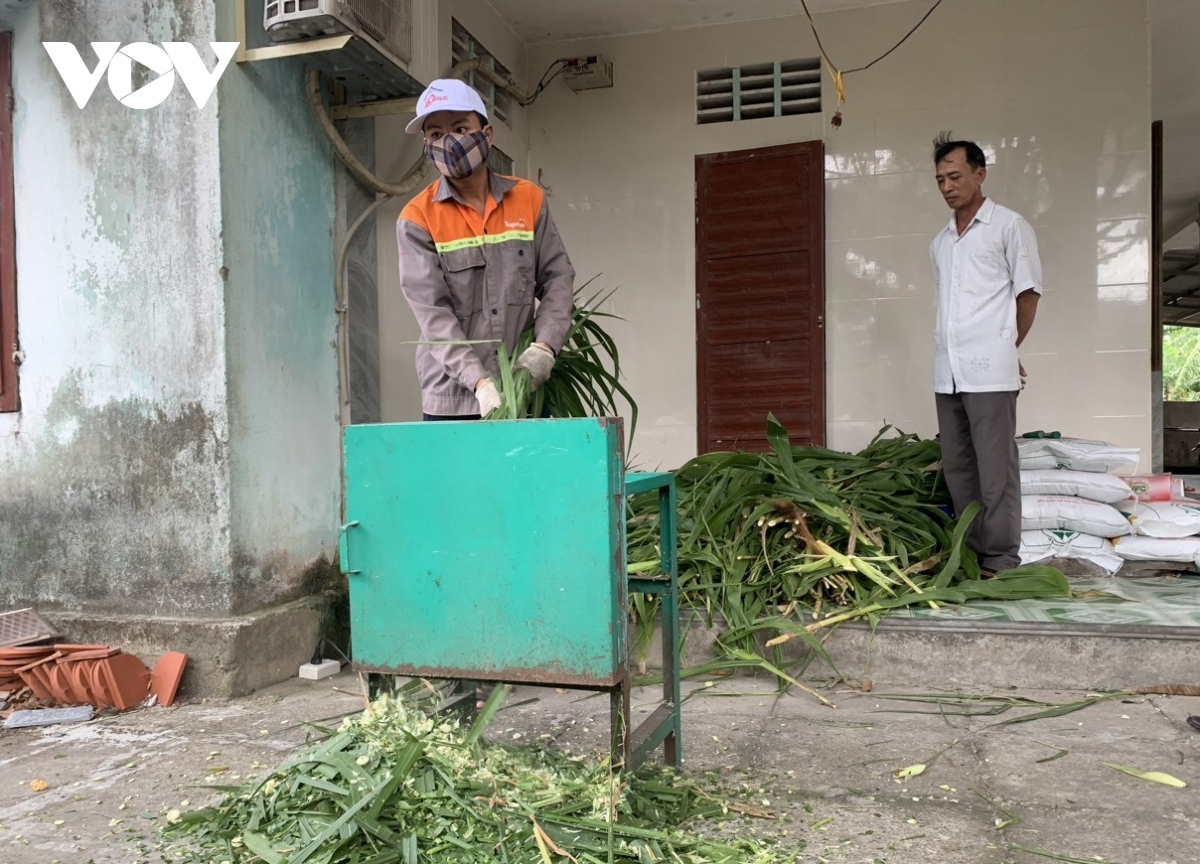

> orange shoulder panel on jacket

[
  {"left": 506, "top": 177, "right": 544, "bottom": 217},
  {"left": 397, "top": 179, "right": 441, "bottom": 232},
  {"left": 398, "top": 176, "right": 544, "bottom": 240}
]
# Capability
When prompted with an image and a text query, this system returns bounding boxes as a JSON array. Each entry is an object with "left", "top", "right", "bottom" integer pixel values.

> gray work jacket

[{"left": 397, "top": 172, "right": 575, "bottom": 416}]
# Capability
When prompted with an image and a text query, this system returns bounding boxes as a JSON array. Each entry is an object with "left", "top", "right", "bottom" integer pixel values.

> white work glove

[
  {"left": 475, "top": 378, "right": 501, "bottom": 416},
  {"left": 513, "top": 343, "right": 556, "bottom": 390}
]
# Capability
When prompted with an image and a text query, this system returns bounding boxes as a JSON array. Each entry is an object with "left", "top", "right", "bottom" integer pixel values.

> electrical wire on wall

[
  {"left": 520, "top": 58, "right": 571, "bottom": 107},
  {"left": 797, "top": 0, "right": 947, "bottom": 127}
]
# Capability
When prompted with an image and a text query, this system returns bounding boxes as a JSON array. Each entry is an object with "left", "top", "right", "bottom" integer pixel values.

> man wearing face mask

[{"left": 396, "top": 78, "right": 575, "bottom": 420}]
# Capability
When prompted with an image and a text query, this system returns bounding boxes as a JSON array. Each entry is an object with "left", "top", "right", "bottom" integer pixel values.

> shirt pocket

[
  {"left": 968, "top": 244, "right": 1009, "bottom": 294},
  {"left": 498, "top": 240, "right": 537, "bottom": 307},
  {"left": 440, "top": 246, "right": 485, "bottom": 315}
]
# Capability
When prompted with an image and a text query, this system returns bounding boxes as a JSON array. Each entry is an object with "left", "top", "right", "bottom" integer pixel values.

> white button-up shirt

[{"left": 930, "top": 198, "right": 1042, "bottom": 393}]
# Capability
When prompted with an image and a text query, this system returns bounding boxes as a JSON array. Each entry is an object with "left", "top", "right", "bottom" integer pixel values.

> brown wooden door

[{"left": 695, "top": 141, "right": 825, "bottom": 453}]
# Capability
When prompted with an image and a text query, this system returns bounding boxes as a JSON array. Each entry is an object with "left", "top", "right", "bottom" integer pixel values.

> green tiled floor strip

[{"left": 890, "top": 573, "right": 1200, "bottom": 626}]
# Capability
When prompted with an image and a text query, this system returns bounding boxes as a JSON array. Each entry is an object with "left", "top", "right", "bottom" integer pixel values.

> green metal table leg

[
  {"left": 611, "top": 671, "right": 631, "bottom": 769},
  {"left": 625, "top": 474, "right": 683, "bottom": 771},
  {"left": 660, "top": 481, "right": 682, "bottom": 769}
]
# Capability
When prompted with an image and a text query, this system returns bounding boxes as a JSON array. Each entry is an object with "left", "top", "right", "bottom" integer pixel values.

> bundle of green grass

[{"left": 485, "top": 285, "right": 635, "bottom": 442}]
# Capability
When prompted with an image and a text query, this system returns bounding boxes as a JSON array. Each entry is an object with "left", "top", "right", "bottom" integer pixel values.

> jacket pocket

[
  {"left": 497, "top": 241, "right": 536, "bottom": 307},
  {"left": 440, "top": 245, "right": 485, "bottom": 313}
]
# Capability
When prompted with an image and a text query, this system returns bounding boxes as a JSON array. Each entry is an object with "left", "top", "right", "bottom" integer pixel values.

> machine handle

[{"left": 339, "top": 521, "right": 361, "bottom": 576}]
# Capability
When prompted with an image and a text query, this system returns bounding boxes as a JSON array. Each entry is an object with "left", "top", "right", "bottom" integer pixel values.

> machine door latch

[{"left": 339, "top": 521, "right": 362, "bottom": 575}]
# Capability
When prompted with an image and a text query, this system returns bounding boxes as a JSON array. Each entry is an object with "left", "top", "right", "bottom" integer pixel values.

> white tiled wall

[
  {"left": 518, "top": 0, "right": 1152, "bottom": 470},
  {"left": 376, "top": 0, "right": 1153, "bottom": 472}
]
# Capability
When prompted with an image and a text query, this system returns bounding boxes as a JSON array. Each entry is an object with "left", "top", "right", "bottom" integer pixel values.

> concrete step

[
  {"left": 638, "top": 609, "right": 1200, "bottom": 693},
  {"left": 824, "top": 616, "right": 1200, "bottom": 691}
]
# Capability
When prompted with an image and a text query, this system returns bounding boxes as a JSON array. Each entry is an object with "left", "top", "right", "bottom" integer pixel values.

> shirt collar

[
  {"left": 433, "top": 170, "right": 517, "bottom": 205},
  {"left": 943, "top": 196, "right": 994, "bottom": 235}
]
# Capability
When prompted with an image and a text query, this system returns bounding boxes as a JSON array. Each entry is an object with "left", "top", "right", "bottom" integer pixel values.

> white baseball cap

[{"left": 406, "top": 79, "right": 489, "bottom": 134}]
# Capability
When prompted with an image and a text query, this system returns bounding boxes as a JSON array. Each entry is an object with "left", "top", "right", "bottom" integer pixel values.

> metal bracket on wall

[
  {"left": 327, "top": 98, "right": 420, "bottom": 120},
  {"left": 238, "top": 34, "right": 354, "bottom": 65}
]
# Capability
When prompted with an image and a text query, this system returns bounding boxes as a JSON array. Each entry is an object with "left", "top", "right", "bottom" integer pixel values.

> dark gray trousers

[{"left": 935, "top": 390, "right": 1021, "bottom": 572}]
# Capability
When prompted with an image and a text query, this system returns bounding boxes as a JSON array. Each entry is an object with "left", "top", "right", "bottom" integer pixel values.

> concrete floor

[{"left": 2, "top": 670, "right": 1197, "bottom": 864}]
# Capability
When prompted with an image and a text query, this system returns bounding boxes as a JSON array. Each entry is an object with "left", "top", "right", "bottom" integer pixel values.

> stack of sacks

[
  {"left": 1112, "top": 478, "right": 1200, "bottom": 565},
  {"left": 1018, "top": 437, "right": 1141, "bottom": 576}
]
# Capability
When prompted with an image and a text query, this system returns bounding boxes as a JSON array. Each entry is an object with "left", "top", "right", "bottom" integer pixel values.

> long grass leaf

[
  {"left": 466, "top": 683, "right": 513, "bottom": 746},
  {"left": 1102, "top": 763, "right": 1187, "bottom": 788}
]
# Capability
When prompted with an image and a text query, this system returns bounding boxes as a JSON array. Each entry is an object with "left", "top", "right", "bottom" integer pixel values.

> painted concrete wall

[
  {"left": 0, "top": 0, "right": 233, "bottom": 616},
  {"left": 0, "top": 0, "right": 340, "bottom": 619},
  {"left": 375, "top": 0, "right": 531, "bottom": 423},
  {"left": 216, "top": 0, "right": 341, "bottom": 615},
  {"left": 517, "top": 0, "right": 1153, "bottom": 471}
]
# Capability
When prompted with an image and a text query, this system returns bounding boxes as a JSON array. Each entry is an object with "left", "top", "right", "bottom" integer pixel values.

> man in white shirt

[{"left": 930, "top": 133, "right": 1042, "bottom": 575}]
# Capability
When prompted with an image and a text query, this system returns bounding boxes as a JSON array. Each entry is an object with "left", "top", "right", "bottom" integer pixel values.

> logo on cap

[{"left": 424, "top": 92, "right": 449, "bottom": 109}]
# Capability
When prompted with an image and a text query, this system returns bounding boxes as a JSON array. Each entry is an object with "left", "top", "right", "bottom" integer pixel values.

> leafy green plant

[
  {"left": 486, "top": 282, "right": 638, "bottom": 444},
  {"left": 625, "top": 416, "right": 1070, "bottom": 688},
  {"left": 1164, "top": 325, "right": 1200, "bottom": 401}
]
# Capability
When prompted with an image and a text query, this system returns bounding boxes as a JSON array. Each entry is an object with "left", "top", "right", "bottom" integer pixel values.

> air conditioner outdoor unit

[{"left": 264, "top": 0, "right": 424, "bottom": 101}]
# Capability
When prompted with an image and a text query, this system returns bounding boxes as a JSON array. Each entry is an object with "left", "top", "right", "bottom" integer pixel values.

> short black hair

[{"left": 932, "top": 132, "right": 986, "bottom": 171}]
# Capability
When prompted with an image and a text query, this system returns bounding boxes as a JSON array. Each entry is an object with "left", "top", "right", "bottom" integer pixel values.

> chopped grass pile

[{"left": 163, "top": 689, "right": 800, "bottom": 863}]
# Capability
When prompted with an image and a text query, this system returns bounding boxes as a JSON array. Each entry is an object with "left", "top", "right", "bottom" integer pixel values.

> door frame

[
  {"left": 1151, "top": 120, "right": 1163, "bottom": 471},
  {"left": 694, "top": 140, "right": 826, "bottom": 453}
]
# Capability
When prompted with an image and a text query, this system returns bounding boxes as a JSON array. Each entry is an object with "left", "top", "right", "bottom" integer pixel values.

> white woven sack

[
  {"left": 1112, "top": 535, "right": 1200, "bottom": 562},
  {"left": 1019, "top": 469, "right": 1134, "bottom": 504},
  {"left": 1019, "top": 529, "right": 1122, "bottom": 575},
  {"left": 1115, "top": 499, "right": 1200, "bottom": 539},
  {"left": 1021, "top": 495, "right": 1132, "bottom": 537},
  {"left": 1017, "top": 438, "right": 1140, "bottom": 474}
]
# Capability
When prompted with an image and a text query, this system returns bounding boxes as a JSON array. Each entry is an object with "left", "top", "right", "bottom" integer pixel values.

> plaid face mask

[{"left": 424, "top": 130, "right": 491, "bottom": 180}]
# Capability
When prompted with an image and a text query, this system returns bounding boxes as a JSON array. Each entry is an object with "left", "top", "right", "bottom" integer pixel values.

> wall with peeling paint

[
  {"left": 0, "top": 0, "right": 233, "bottom": 617},
  {"left": 215, "top": 2, "right": 341, "bottom": 615},
  {"left": 0, "top": 0, "right": 340, "bottom": 620}
]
